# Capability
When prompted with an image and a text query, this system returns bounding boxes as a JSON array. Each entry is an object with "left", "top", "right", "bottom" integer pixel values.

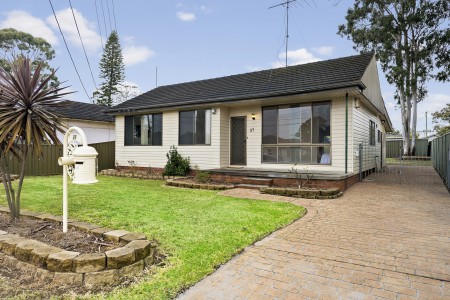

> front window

[
  {"left": 125, "top": 114, "right": 162, "bottom": 146},
  {"left": 262, "top": 102, "right": 331, "bottom": 164},
  {"left": 179, "top": 109, "right": 211, "bottom": 145}
]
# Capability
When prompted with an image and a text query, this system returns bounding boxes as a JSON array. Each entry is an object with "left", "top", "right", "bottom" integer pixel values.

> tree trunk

[
  {"left": 411, "top": 87, "right": 418, "bottom": 156},
  {"left": 14, "top": 144, "right": 29, "bottom": 220},
  {"left": 399, "top": 90, "right": 411, "bottom": 156}
]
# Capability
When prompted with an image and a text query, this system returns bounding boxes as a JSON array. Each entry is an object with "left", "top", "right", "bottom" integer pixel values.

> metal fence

[
  {"left": 386, "top": 139, "right": 429, "bottom": 158},
  {"left": 7, "top": 141, "right": 115, "bottom": 176},
  {"left": 431, "top": 133, "right": 450, "bottom": 190}
]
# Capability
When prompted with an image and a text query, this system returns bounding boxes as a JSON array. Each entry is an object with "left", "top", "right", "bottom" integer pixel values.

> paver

[{"left": 179, "top": 170, "right": 450, "bottom": 299}]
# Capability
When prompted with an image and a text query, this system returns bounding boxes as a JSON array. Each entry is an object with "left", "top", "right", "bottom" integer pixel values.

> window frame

[
  {"left": 369, "top": 120, "right": 376, "bottom": 146},
  {"left": 178, "top": 108, "right": 212, "bottom": 146},
  {"left": 261, "top": 101, "right": 331, "bottom": 165},
  {"left": 124, "top": 113, "right": 163, "bottom": 146}
]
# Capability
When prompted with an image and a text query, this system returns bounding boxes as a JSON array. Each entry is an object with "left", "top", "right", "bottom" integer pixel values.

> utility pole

[
  {"left": 269, "top": 0, "right": 297, "bottom": 67},
  {"left": 425, "top": 111, "right": 428, "bottom": 138}
]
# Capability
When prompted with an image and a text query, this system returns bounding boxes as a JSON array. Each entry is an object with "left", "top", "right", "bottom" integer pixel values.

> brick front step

[
  {"left": 235, "top": 184, "right": 269, "bottom": 190},
  {"left": 242, "top": 177, "right": 273, "bottom": 186}
]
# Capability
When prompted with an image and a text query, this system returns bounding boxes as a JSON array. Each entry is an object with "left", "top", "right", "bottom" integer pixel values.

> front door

[{"left": 230, "top": 116, "right": 247, "bottom": 165}]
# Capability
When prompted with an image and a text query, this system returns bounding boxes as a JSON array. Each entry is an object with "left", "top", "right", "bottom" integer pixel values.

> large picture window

[
  {"left": 179, "top": 109, "right": 211, "bottom": 145},
  {"left": 262, "top": 102, "right": 331, "bottom": 164},
  {"left": 125, "top": 114, "right": 162, "bottom": 146}
]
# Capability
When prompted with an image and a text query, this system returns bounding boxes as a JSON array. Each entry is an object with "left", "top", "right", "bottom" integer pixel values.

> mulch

[{"left": 0, "top": 212, "right": 122, "bottom": 253}]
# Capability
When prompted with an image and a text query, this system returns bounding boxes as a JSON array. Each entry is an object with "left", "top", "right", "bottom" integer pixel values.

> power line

[
  {"left": 94, "top": 0, "right": 104, "bottom": 49},
  {"left": 111, "top": 0, "right": 118, "bottom": 32},
  {"left": 105, "top": 0, "right": 113, "bottom": 33},
  {"left": 68, "top": 0, "right": 98, "bottom": 91},
  {"left": 48, "top": 0, "right": 91, "bottom": 101},
  {"left": 100, "top": 0, "right": 109, "bottom": 37}
]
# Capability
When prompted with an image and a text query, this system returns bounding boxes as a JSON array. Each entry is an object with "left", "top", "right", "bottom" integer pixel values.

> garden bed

[
  {"left": 261, "top": 186, "right": 342, "bottom": 199},
  {"left": 166, "top": 177, "right": 234, "bottom": 190},
  {"left": 0, "top": 207, "right": 161, "bottom": 289}
]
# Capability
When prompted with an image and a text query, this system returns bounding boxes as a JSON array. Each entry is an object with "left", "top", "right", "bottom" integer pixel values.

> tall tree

[
  {"left": 0, "top": 28, "right": 59, "bottom": 88},
  {"left": 94, "top": 30, "right": 125, "bottom": 106},
  {"left": 0, "top": 58, "right": 71, "bottom": 220},
  {"left": 432, "top": 104, "right": 450, "bottom": 137},
  {"left": 338, "top": 0, "right": 450, "bottom": 155}
]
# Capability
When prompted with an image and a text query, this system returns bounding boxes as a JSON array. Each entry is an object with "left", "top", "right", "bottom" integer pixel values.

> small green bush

[
  {"left": 163, "top": 145, "right": 190, "bottom": 176},
  {"left": 194, "top": 165, "right": 210, "bottom": 183}
]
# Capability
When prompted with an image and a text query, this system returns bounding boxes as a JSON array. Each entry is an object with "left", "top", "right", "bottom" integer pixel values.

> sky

[{"left": 0, "top": 0, "right": 448, "bottom": 134}]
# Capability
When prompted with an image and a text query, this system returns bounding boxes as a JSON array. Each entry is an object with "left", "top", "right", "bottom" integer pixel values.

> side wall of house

[
  {"left": 58, "top": 119, "right": 115, "bottom": 144},
  {"left": 115, "top": 109, "right": 222, "bottom": 169}
]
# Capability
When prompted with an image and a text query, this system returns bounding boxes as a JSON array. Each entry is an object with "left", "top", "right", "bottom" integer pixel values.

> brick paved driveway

[{"left": 178, "top": 175, "right": 450, "bottom": 299}]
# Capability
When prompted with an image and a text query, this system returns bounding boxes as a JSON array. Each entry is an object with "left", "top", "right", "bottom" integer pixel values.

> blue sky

[{"left": 1, "top": 0, "right": 448, "bottom": 133}]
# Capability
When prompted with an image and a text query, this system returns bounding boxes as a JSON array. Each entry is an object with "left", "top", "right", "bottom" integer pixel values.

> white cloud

[
  {"left": 123, "top": 45, "right": 154, "bottom": 66},
  {"left": 0, "top": 10, "right": 58, "bottom": 45},
  {"left": 176, "top": 11, "right": 196, "bottom": 22},
  {"left": 272, "top": 48, "right": 321, "bottom": 68},
  {"left": 46, "top": 8, "right": 101, "bottom": 52},
  {"left": 313, "top": 46, "right": 334, "bottom": 56}
]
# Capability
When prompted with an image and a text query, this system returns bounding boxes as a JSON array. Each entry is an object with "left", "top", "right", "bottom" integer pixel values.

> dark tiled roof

[
  {"left": 50, "top": 100, "right": 113, "bottom": 122},
  {"left": 111, "top": 53, "right": 374, "bottom": 113}
]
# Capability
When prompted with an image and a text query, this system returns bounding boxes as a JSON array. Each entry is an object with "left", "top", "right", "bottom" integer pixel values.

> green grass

[{"left": 0, "top": 176, "right": 304, "bottom": 299}]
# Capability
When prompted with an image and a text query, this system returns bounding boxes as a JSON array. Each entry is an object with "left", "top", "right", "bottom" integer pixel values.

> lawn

[{"left": 0, "top": 176, "right": 305, "bottom": 299}]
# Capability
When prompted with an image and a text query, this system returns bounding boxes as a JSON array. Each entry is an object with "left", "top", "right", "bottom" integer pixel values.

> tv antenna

[{"left": 269, "top": 0, "right": 297, "bottom": 67}]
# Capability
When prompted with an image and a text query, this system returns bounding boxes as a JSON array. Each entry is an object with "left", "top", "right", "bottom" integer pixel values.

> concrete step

[
  {"left": 235, "top": 184, "right": 269, "bottom": 190},
  {"left": 242, "top": 177, "right": 273, "bottom": 186}
]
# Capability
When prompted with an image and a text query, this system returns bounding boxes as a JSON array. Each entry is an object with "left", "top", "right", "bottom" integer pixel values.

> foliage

[
  {"left": 288, "top": 164, "right": 315, "bottom": 188},
  {"left": 0, "top": 58, "right": 71, "bottom": 220},
  {"left": 93, "top": 30, "right": 125, "bottom": 106},
  {"left": 163, "top": 145, "right": 190, "bottom": 177},
  {"left": 1, "top": 175, "right": 305, "bottom": 299},
  {"left": 194, "top": 164, "right": 210, "bottom": 183},
  {"left": 0, "top": 28, "right": 58, "bottom": 88},
  {"left": 432, "top": 103, "right": 450, "bottom": 136},
  {"left": 338, "top": 0, "right": 450, "bottom": 155}
]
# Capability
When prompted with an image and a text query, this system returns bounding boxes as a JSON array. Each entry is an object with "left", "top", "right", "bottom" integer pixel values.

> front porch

[{"left": 205, "top": 167, "right": 360, "bottom": 191}]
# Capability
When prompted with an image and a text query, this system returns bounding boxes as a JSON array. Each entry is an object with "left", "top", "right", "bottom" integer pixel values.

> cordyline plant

[{"left": 0, "top": 58, "right": 72, "bottom": 220}]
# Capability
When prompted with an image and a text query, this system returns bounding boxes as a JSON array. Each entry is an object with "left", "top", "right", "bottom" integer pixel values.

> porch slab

[{"left": 206, "top": 168, "right": 353, "bottom": 180}]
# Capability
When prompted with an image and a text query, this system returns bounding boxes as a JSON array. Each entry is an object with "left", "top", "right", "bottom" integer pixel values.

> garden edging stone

[{"left": 0, "top": 207, "right": 159, "bottom": 288}]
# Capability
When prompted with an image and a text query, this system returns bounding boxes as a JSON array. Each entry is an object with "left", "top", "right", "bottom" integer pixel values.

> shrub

[
  {"left": 163, "top": 145, "right": 190, "bottom": 176},
  {"left": 194, "top": 165, "right": 210, "bottom": 183}
]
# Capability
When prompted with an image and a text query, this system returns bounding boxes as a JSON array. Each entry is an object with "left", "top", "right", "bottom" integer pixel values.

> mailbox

[{"left": 58, "top": 145, "right": 98, "bottom": 184}]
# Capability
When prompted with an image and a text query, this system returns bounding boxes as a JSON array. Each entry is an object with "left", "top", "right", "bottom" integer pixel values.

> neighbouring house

[
  {"left": 52, "top": 100, "right": 115, "bottom": 144},
  {"left": 109, "top": 53, "right": 392, "bottom": 190}
]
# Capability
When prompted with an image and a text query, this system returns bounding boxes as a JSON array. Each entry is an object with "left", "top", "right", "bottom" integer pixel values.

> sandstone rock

[
  {"left": 105, "top": 247, "right": 135, "bottom": 269},
  {"left": 29, "top": 245, "right": 62, "bottom": 267},
  {"left": 120, "top": 232, "right": 146, "bottom": 243},
  {"left": 119, "top": 259, "right": 144, "bottom": 278},
  {"left": 47, "top": 251, "right": 79, "bottom": 272},
  {"left": 69, "top": 221, "right": 101, "bottom": 232},
  {"left": 16, "top": 260, "right": 37, "bottom": 275},
  {"left": 15, "top": 240, "right": 47, "bottom": 263},
  {"left": 0, "top": 230, "right": 7, "bottom": 235},
  {"left": 19, "top": 210, "right": 41, "bottom": 218},
  {"left": 0, "top": 236, "right": 28, "bottom": 255},
  {"left": 53, "top": 272, "right": 83, "bottom": 286},
  {"left": 104, "top": 230, "right": 129, "bottom": 242},
  {"left": 125, "top": 240, "right": 152, "bottom": 260},
  {"left": 34, "top": 267, "right": 54, "bottom": 282},
  {"left": 84, "top": 269, "right": 119, "bottom": 287},
  {"left": 34, "top": 214, "right": 55, "bottom": 221},
  {"left": 73, "top": 253, "right": 106, "bottom": 273},
  {"left": 90, "top": 227, "right": 114, "bottom": 237},
  {"left": 2, "top": 253, "right": 18, "bottom": 268},
  {"left": 0, "top": 206, "right": 10, "bottom": 212}
]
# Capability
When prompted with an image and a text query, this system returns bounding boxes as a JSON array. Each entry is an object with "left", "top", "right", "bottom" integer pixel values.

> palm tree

[{"left": 0, "top": 58, "right": 72, "bottom": 220}]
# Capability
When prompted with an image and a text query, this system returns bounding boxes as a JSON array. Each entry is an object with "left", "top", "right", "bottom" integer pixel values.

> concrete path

[{"left": 178, "top": 175, "right": 450, "bottom": 299}]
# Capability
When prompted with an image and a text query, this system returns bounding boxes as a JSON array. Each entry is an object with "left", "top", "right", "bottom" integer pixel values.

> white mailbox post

[{"left": 58, "top": 127, "right": 98, "bottom": 233}]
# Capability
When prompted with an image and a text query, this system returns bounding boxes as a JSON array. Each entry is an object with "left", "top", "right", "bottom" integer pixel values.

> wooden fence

[
  {"left": 7, "top": 141, "right": 115, "bottom": 176},
  {"left": 386, "top": 139, "right": 429, "bottom": 158}
]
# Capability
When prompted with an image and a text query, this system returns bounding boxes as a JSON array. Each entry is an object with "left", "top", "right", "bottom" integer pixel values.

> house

[
  {"left": 109, "top": 53, "right": 392, "bottom": 190},
  {"left": 52, "top": 100, "right": 115, "bottom": 144}
]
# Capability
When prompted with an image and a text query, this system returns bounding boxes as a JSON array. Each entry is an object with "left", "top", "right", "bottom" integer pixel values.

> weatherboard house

[{"left": 109, "top": 53, "right": 392, "bottom": 190}]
